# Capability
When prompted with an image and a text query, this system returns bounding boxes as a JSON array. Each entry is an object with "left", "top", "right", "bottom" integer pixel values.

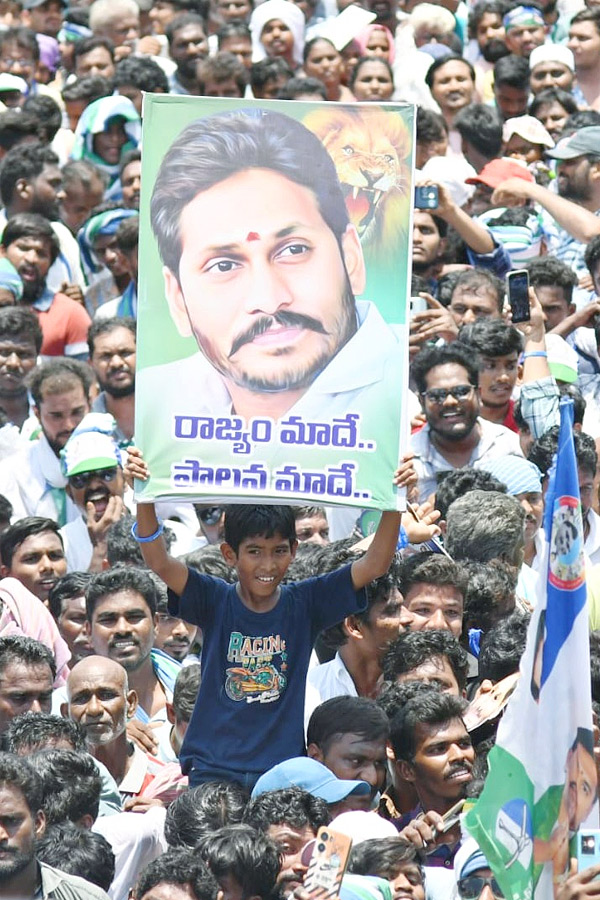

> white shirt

[
  {"left": 93, "top": 808, "right": 167, "bottom": 900},
  {"left": 0, "top": 433, "right": 79, "bottom": 523},
  {"left": 304, "top": 651, "right": 357, "bottom": 735},
  {"left": 410, "top": 418, "right": 523, "bottom": 503}
]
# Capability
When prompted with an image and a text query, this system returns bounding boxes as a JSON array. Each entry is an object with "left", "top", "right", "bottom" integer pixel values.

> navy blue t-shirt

[{"left": 167, "top": 564, "right": 366, "bottom": 778}]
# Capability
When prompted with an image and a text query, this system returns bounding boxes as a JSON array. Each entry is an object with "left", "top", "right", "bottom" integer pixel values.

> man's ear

[
  {"left": 0, "top": 564, "right": 8, "bottom": 577},
  {"left": 60, "top": 701, "right": 68, "bottom": 718},
  {"left": 163, "top": 266, "right": 193, "bottom": 338},
  {"left": 345, "top": 615, "right": 363, "bottom": 639},
  {"left": 397, "top": 758, "right": 416, "bottom": 784},
  {"left": 220, "top": 542, "right": 237, "bottom": 567},
  {"left": 307, "top": 743, "right": 324, "bottom": 762},
  {"left": 340, "top": 225, "right": 366, "bottom": 297},
  {"left": 166, "top": 701, "right": 175, "bottom": 725},
  {"left": 34, "top": 809, "right": 46, "bottom": 839},
  {"left": 126, "top": 689, "right": 138, "bottom": 719},
  {"left": 15, "top": 177, "right": 32, "bottom": 203}
]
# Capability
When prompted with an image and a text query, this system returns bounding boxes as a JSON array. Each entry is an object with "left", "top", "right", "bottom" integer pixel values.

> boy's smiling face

[{"left": 221, "top": 531, "right": 297, "bottom": 609}]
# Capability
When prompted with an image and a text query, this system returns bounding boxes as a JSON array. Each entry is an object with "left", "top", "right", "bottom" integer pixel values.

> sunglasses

[
  {"left": 458, "top": 875, "right": 504, "bottom": 899},
  {"left": 199, "top": 506, "right": 223, "bottom": 525},
  {"left": 420, "top": 385, "right": 475, "bottom": 405},
  {"left": 68, "top": 467, "right": 118, "bottom": 489}
]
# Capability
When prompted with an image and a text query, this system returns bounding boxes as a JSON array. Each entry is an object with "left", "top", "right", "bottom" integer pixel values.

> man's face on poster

[{"left": 163, "top": 167, "right": 366, "bottom": 395}]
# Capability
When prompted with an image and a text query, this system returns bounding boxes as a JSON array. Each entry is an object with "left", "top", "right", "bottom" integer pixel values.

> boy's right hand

[{"left": 125, "top": 446, "right": 150, "bottom": 488}]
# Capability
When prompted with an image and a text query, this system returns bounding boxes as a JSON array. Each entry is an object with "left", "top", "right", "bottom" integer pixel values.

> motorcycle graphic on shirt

[{"left": 224, "top": 631, "right": 288, "bottom": 703}]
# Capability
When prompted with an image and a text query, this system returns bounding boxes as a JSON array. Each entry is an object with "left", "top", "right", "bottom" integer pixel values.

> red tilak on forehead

[{"left": 246, "top": 232, "right": 261, "bottom": 242}]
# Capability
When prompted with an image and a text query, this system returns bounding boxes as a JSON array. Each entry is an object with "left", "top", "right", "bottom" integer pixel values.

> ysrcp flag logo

[{"left": 496, "top": 799, "right": 533, "bottom": 870}]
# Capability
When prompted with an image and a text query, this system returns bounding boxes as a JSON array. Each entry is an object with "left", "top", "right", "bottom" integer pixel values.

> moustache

[
  {"left": 446, "top": 761, "right": 472, "bottom": 779},
  {"left": 229, "top": 311, "right": 328, "bottom": 358}
]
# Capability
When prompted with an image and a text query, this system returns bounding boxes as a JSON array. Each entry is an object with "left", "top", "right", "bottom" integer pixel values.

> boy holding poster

[{"left": 127, "top": 447, "right": 408, "bottom": 789}]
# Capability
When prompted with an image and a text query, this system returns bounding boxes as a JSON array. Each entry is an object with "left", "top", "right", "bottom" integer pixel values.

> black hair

[
  {"left": 181, "top": 545, "right": 237, "bottom": 581},
  {"left": 585, "top": 234, "right": 600, "bottom": 281},
  {"left": 151, "top": 109, "right": 349, "bottom": 279},
  {"left": 0, "top": 26, "right": 39, "bottom": 61},
  {"left": 570, "top": 7, "right": 600, "bottom": 35},
  {"left": 0, "top": 494, "right": 12, "bottom": 524},
  {"left": 0, "top": 212, "right": 60, "bottom": 264},
  {"left": 243, "top": 787, "right": 330, "bottom": 833},
  {"left": 411, "top": 341, "right": 480, "bottom": 394},
  {"left": 277, "top": 76, "right": 327, "bottom": 100},
  {"left": 529, "top": 87, "right": 578, "bottom": 119},
  {"left": 87, "top": 315, "right": 136, "bottom": 358},
  {"left": 349, "top": 55, "right": 394, "bottom": 90},
  {"left": 435, "top": 467, "right": 507, "bottom": 520},
  {"left": 425, "top": 53, "right": 475, "bottom": 90},
  {"left": 73, "top": 35, "right": 115, "bottom": 63},
  {"left": 468, "top": 0, "right": 507, "bottom": 38},
  {"left": 0, "top": 110, "right": 39, "bottom": 153},
  {"left": 528, "top": 426, "right": 598, "bottom": 478},
  {"left": 399, "top": 551, "right": 468, "bottom": 600},
  {"left": 306, "top": 696, "right": 389, "bottom": 751},
  {"left": 459, "top": 318, "right": 523, "bottom": 358},
  {"left": 527, "top": 257, "right": 577, "bottom": 301},
  {"left": 62, "top": 75, "right": 114, "bottom": 104},
  {"left": 173, "top": 663, "right": 201, "bottom": 722},
  {"left": 62, "top": 159, "right": 107, "bottom": 194},
  {"left": 559, "top": 384, "right": 586, "bottom": 425},
  {"left": 562, "top": 110, "right": 600, "bottom": 133},
  {"left": 478, "top": 610, "right": 530, "bottom": 681},
  {"left": 22, "top": 95, "right": 62, "bottom": 143},
  {"left": 136, "top": 848, "right": 219, "bottom": 900},
  {"left": 0, "top": 142, "right": 58, "bottom": 207},
  {"left": 198, "top": 51, "right": 248, "bottom": 94},
  {"left": 303, "top": 35, "right": 337, "bottom": 63},
  {"left": 119, "top": 147, "right": 141, "bottom": 178},
  {"left": 218, "top": 21, "right": 251, "bottom": 43},
  {"left": 454, "top": 103, "right": 503, "bottom": 158},
  {"left": 0, "top": 516, "right": 63, "bottom": 570},
  {"left": 27, "top": 358, "right": 93, "bottom": 410},
  {"left": 165, "top": 782, "right": 248, "bottom": 848},
  {"left": 115, "top": 216, "right": 138, "bottom": 255},
  {"left": 86, "top": 565, "right": 159, "bottom": 620},
  {"left": 223, "top": 505, "right": 296, "bottom": 555},
  {"left": 320, "top": 571, "right": 399, "bottom": 651},
  {"left": 3, "top": 712, "right": 85, "bottom": 755},
  {"left": 0, "top": 306, "right": 43, "bottom": 353},
  {"left": 105, "top": 514, "right": 145, "bottom": 567},
  {"left": 493, "top": 53, "right": 530, "bottom": 88},
  {"left": 349, "top": 837, "right": 423, "bottom": 882},
  {"left": 114, "top": 55, "right": 169, "bottom": 93},
  {"left": 451, "top": 268, "right": 505, "bottom": 311},
  {"left": 250, "top": 57, "right": 294, "bottom": 92},
  {"left": 28, "top": 748, "right": 101, "bottom": 824},
  {"left": 462, "top": 559, "right": 517, "bottom": 633},
  {"left": 36, "top": 822, "right": 115, "bottom": 893},
  {"left": 382, "top": 630, "right": 469, "bottom": 691},
  {"left": 390, "top": 688, "right": 468, "bottom": 761},
  {"left": 0, "top": 751, "right": 42, "bottom": 811},
  {"left": 47, "top": 572, "right": 93, "bottom": 623},
  {"left": 590, "top": 631, "right": 600, "bottom": 704},
  {"left": 445, "top": 491, "right": 525, "bottom": 565},
  {"left": 198, "top": 824, "right": 281, "bottom": 900},
  {"left": 416, "top": 107, "right": 448, "bottom": 144},
  {"left": 166, "top": 11, "right": 207, "bottom": 44}
]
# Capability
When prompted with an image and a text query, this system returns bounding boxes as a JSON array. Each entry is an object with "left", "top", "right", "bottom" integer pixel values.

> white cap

[
  {"left": 329, "top": 812, "right": 398, "bottom": 845},
  {"left": 0, "top": 74, "right": 27, "bottom": 94},
  {"left": 529, "top": 43, "right": 575, "bottom": 72}
]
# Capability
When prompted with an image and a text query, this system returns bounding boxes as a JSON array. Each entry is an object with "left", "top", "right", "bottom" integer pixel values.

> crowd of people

[{"left": 0, "top": 0, "right": 599, "bottom": 896}]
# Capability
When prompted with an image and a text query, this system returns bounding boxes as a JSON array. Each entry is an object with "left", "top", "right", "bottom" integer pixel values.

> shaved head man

[{"left": 63, "top": 655, "right": 136, "bottom": 787}]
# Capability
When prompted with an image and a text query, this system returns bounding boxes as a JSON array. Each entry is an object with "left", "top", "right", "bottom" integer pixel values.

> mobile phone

[
  {"left": 576, "top": 830, "right": 600, "bottom": 879},
  {"left": 410, "top": 295, "right": 428, "bottom": 316},
  {"left": 506, "top": 270, "right": 530, "bottom": 323},
  {"left": 303, "top": 827, "right": 353, "bottom": 898},
  {"left": 415, "top": 185, "right": 439, "bottom": 210}
]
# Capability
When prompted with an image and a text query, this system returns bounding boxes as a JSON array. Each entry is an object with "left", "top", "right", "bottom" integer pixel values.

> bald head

[{"left": 64, "top": 655, "right": 136, "bottom": 746}]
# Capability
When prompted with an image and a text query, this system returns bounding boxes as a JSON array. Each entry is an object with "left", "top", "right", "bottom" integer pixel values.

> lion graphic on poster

[{"left": 302, "top": 106, "right": 411, "bottom": 262}]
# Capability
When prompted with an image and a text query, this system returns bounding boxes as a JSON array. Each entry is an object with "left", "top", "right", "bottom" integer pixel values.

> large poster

[{"left": 135, "top": 96, "right": 414, "bottom": 510}]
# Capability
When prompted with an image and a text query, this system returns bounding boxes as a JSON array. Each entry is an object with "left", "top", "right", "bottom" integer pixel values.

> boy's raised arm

[
  {"left": 127, "top": 448, "right": 189, "bottom": 597},
  {"left": 350, "top": 509, "right": 402, "bottom": 591}
]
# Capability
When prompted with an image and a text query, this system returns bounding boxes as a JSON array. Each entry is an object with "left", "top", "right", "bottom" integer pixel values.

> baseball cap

[
  {"left": 60, "top": 413, "right": 123, "bottom": 478},
  {"left": 23, "top": 0, "right": 66, "bottom": 8},
  {"left": 502, "top": 115, "right": 554, "bottom": 149},
  {"left": 251, "top": 758, "right": 371, "bottom": 803},
  {"left": 465, "top": 158, "right": 535, "bottom": 189},
  {"left": 480, "top": 457, "right": 543, "bottom": 495},
  {"left": 454, "top": 838, "right": 490, "bottom": 881},
  {"left": 0, "top": 74, "right": 26, "bottom": 95},
  {"left": 329, "top": 811, "right": 398, "bottom": 844},
  {"left": 546, "top": 126, "right": 600, "bottom": 160}
]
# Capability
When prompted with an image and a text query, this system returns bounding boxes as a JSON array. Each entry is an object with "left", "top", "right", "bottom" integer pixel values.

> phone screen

[{"left": 507, "top": 271, "right": 530, "bottom": 323}]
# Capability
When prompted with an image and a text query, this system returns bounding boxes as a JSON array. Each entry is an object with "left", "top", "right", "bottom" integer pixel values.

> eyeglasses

[
  {"left": 198, "top": 506, "right": 223, "bottom": 525},
  {"left": 0, "top": 57, "right": 33, "bottom": 68},
  {"left": 68, "top": 467, "right": 118, "bottom": 489},
  {"left": 420, "top": 385, "right": 475, "bottom": 405},
  {"left": 458, "top": 875, "right": 504, "bottom": 899}
]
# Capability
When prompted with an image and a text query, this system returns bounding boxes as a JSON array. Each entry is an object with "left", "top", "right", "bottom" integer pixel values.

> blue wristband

[
  {"left": 523, "top": 351, "right": 547, "bottom": 359},
  {"left": 131, "top": 520, "right": 164, "bottom": 543}
]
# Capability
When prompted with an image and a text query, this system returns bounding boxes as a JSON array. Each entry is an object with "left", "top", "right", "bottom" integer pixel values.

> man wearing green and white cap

[{"left": 60, "top": 412, "right": 126, "bottom": 572}]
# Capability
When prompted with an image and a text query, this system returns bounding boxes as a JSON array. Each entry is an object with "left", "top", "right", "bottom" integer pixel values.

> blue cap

[
  {"left": 251, "top": 758, "right": 371, "bottom": 803},
  {"left": 480, "top": 456, "right": 542, "bottom": 496}
]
